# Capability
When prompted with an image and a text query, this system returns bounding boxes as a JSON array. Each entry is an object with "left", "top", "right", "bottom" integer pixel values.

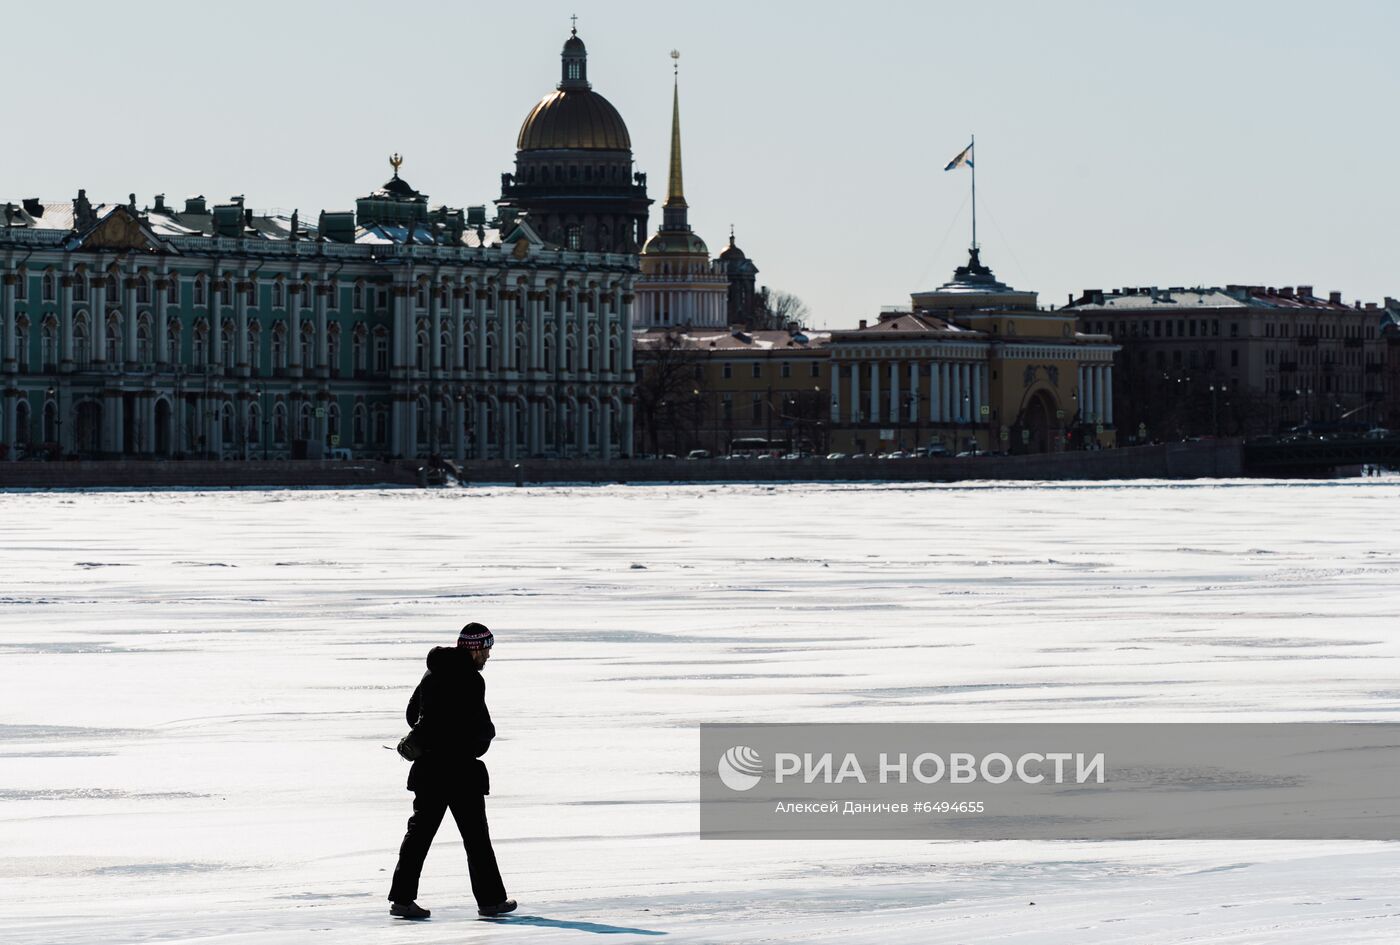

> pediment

[{"left": 76, "top": 206, "right": 169, "bottom": 253}]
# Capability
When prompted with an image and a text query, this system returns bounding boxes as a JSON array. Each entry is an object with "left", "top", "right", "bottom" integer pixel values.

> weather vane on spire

[
  {"left": 389, "top": 153, "right": 403, "bottom": 178},
  {"left": 570, "top": 13, "right": 578, "bottom": 35},
  {"left": 671, "top": 48, "right": 679, "bottom": 76}
]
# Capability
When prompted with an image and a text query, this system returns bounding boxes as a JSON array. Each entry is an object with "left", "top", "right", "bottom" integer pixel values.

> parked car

[
  {"left": 328, "top": 447, "right": 353, "bottom": 460},
  {"left": 955, "top": 449, "right": 983, "bottom": 458},
  {"left": 686, "top": 449, "right": 711, "bottom": 460},
  {"left": 1365, "top": 428, "right": 1393, "bottom": 439},
  {"left": 885, "top": 450, "right": 911, "bottom": 459},
  {"left": 825, "top": 452, "right": 847, "bottom": 460},
  {"left": 922, "top": 444, "right": 950, "bottom": 457}
]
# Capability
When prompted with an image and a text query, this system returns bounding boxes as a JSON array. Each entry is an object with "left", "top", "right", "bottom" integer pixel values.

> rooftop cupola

[{"left": 560, "top": 22, "right": 589, "bottom": 90}]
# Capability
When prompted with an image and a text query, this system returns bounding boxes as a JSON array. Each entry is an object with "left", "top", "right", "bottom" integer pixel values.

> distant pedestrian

[{"left": 388, "top": 623, "right": 516, "bottom": 920}]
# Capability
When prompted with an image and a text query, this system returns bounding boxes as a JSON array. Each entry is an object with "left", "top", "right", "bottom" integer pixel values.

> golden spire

[
  {"left": 666, "top": 50, "right": 686, "bottom": 210},
  {"left": 389, "top": 153, "right": 403, "bottom": 177}
]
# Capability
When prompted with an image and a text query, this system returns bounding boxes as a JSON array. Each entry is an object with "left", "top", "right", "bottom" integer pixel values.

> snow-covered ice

[{"left": 2, "top": 480, "right": 1399, "bottom": 944}]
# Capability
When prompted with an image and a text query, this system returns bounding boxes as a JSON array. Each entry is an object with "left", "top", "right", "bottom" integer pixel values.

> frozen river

[{"left": 2, "top": 480, "right": 1399, "bottom": 944}]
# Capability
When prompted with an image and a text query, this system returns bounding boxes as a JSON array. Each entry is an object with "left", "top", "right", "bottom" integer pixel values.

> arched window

[
  {"left": 136, "top": 315, "right": 153, "bottom": 364},
  {"left": 221, "top": 324, "right": 235, "bottom": 368},
  {"left": 373, "top": 408, "right": 388, "bottom": 445},
  {"left": 415, "top": 330, "right": 428, "bottom": 372},
  {"left": 73, "top": 313, "right": 91, "bottom": 367},
  {"left": 193, "top": 276, "right": 207, "bottom": 306},
  {"left": 247, "top": 402, "right": 261, "bottom": 445},
  {"left": 42, "top": 271, "right": 56, "bottom": 302},
  {"left": 300, "top": 322, "right": 314, "bottom": 368},
  {"left": 353, "top": 403, "right": 367, "bottom": 445},
  {"left": 327, "top": 323, "right": 341, "bottom": 376},
  {"left": 106, "top": 314, "right": 121, "bottom": 362},
  {"left": 41, "top": 316, "right": 58, "bottom": 369},
  {"left": 298, "top": 402, "right": 312, "bottom": 440},
  {"left": 247, "top": 321, "right": 261, "bottom": 373},
  {"left": 327, "top": 402, "right": 340, "bottom": 440},
  {"left": 373, "top": 326, "right": 389, "bottom": 373},
  {"left": 567, "top": 225, "right": 582, "bottom": 251},
  {"left": 192, "top": 320, "right": 208, "bottom": 365},
  {"left": 273, "top": 402, "right": 287, "bottom": 444},
  {"left": 167, "top": 319, "right": 181, "bottom": 364},
  {"left": 352, "top": 325, "right": 367, "bottom": 373},
  {"left": 271, "top": 323, "right": 286, "bottom": 370},
  {"left": 272, "top": 281, "right": 285, "bottom": 308}
]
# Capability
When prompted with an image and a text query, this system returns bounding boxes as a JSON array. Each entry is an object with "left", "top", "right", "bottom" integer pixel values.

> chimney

[
  {"left": 1297, "top": 285, "right": 1313, "bottom": 299},
  {"left": 1279, "top": 286, "right": 1293, "bottom": 298},
  {"left": 152, "top": 194, "right": 167, "bottom": 213},
  {"left": 1329, "top": 291, "right": 1342, "bottom": 305},
  {"left": 22, "top": 197, "right": 43, "bottom": 217},
  {"left": 858, "top": 318, "right": 868, "bottom": 329},
  {"left": 184, "top": 195, "right": 207, "bottom": 214},
  {"left": 1068, "top": 293, "right": 1073, "bottom": 306}
]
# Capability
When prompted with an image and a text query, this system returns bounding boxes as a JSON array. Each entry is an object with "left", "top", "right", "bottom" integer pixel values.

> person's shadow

[{"left": 481, "top": 914, "right": 665, "bottom": 935}]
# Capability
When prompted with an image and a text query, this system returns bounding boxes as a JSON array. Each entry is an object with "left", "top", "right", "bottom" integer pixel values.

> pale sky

[{"left": 6, "top": 1, "right": 1397, "bottom": 327}]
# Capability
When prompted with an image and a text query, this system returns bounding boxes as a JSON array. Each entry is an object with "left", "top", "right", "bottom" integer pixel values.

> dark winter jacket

[{"left": 404, "top": 646, "right": 495, "bottom": 795}]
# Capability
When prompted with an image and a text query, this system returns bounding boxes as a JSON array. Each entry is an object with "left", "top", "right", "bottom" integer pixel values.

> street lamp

[{"left": 46, "top": 386, "right": 62, "bottom": 459}]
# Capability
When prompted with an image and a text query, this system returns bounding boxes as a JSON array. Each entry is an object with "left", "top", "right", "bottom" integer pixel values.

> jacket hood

[{"left": 427, "top": 645, "right": 463, "bottom": 673}]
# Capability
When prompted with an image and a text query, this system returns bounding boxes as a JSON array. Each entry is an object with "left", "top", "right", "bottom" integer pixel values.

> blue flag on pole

[{"left": 943, "top": 142, "right": 974, "bottom": 171}]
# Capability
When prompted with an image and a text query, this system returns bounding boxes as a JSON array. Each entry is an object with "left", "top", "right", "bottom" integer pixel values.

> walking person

[{"left": 388, "top": 623, "right": 516, "bottom": 920}]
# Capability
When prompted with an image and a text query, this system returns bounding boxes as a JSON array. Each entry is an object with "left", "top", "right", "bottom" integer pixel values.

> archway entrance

[
  {"left": 1023, "top": 390, "right": 1057, "bottom": 454},
  {"left": 75, "top": 401, "right": 102, "bottom": 454},
  {"left": 154, "top": 399, "right": 172, "bottom": 455}
]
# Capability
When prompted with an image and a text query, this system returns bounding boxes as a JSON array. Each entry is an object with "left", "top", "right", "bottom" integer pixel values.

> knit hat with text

[{"left": 457, "top": 622, "right": 494, "bottom": 650}]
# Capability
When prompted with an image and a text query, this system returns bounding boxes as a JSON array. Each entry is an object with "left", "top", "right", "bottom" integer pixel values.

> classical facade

[
  {"left": 827, "top": 249, "right": 1118, "bottom": 454},
  {"left": 634, "top": 63, "right": 729, "bottom": 329},
  {"left": 0, "top": 164, "right": 638, "bottom": 462},
  {"left": 1066, "top": 285, "right": 1393, "bottom": 438},
  {"left": 633, "top": 326, "right": 830, "bottom": 455},
  {"left": 496, "top": 28, "right": 652, "bottom": 254}
]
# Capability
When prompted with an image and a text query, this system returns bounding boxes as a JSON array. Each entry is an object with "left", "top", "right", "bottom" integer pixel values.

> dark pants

[{"left": 388, "top": 790, "right": 507, "bottom": 909}]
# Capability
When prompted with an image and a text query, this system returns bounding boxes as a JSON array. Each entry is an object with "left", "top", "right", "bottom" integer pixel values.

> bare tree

[
  {"left": 754, "top": 288, "right": 810, "bottom": 331},
  {"left": 633, "top": 331, "right": 707, "bottom": 456}
]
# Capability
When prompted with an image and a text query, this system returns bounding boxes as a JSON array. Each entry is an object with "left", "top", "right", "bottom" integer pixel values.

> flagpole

[{"left": 970, "top": 134, "right": 977, "bottom": 251}]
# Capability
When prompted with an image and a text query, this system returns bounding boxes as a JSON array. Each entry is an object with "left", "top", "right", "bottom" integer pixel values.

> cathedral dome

[
  {"left": 516, "top": 29, "right": 632, "bottom": 152},
  {"left": 516, "top": 90, "right": 632, "bottom": 151}
]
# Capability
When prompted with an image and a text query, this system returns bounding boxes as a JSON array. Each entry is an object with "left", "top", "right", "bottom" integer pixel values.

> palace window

[
  {"left": 353, "top": 284, "right": 364, "bottom": 310},
  {"left": 194, "top": 278, "right": 207, "bottom": 306},
  {"left": 167, "top": 279, "right": 179, "bottom": 304},
  {"left": 272, "top": 282, "right": 285, "bottom": 308},
  {"left": 42, "top": 272, "right": 56, "bottom": 301},
  {"left": 73, "top": 278, "right": 87, "bottom": 302},
  {"left": 375, "top": 330, "right": 389, "bottom": 373},
  {"left": 781, "top": 361, "right": 791, "bottom": 378},
  {"left": 722, "top": 362, "right": 732, "bottom": 379},
  {"left": 751, "top": 363, "right": 761, "bottom": 379},
  {"left": 136, "top": 278, "right": 150, "bottom": 304},
  {"left": 751, "top": 394, "right": 763, "bottom": 422}
]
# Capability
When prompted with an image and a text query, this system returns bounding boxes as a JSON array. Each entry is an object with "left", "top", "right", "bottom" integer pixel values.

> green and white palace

[{"left": 0, "top": 29, "right": 647, "bottom": 462}]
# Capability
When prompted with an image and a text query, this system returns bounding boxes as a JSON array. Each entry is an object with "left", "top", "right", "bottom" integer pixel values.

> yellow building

[
  {"left": 632, "top": 327, "right": 829, "bottom": 456},
  {"left": 827, "top": 249, "right": 1117, "bottom": 454}
]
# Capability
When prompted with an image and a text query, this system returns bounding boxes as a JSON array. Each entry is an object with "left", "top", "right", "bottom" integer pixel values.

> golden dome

[
  {"left": 642, "top": 229, "right": 709, "bottom": 256},
  {"left": 516, "top": 89, "right": 632, "bottom": 151}
]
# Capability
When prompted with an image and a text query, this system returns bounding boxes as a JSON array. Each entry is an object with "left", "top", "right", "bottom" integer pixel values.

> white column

[
  {"left": 944, "top": 362, "right": 955, "bottom": 422},
  {"left": 124, "top": 277, "right": 138, "bottom": 363},
  {"left": 91, "top": 280, "right": 108, "bottom": 365},
  {"left": 1078, "top": 365, "right": 1085, "bottom": 420},
  {"left": 960, "top": 363, "right": 969, "bottom": 421},
  {"left": 453, "top": 396, "right": 466, "bottom": 462},
  {"left": 315, "top": 282, "right": 329, "bottom": 371},
  {"left": 850, "top": 360, "right": 861, "bottom": 422},
  {"left": 830, "top": 361, "right": 841, "bottom": 422},
  {"left": 1, "top": 273, "right": 15, "bottom": 373},
  {"left": 889, "top": 360, "right": 900, "bottom": 424},
  {"left": 60, "top": 274, "right": 75, "bottom": 367},
  {"left": 429, "top": 285, "right": 442, "bottom": 372},
  {"left": 474, "top": 398, "right": 488, "bottom": 459},
  {"left": 1085, "top": 365, "right": 1096, "bottom": 422},
  {"left": 451, "top": 288, "right": 465, "bottom": 372},
  {"left": 234, "top": 279, "right": 250, "bottom": 371},
  {"left": 1095, "top": 365, "right": 1107, "bottom": 423},
  {"left": 972, "top": 364, "right": 984, "bottom": 424},
  {"left": 869, "top": 362, "right": 881, "bottom": 425},
  {"left": 909, "top": 361, "right": 919, "bottom": 422},
  {"left": 600, "top": 398, "right": 613, "bottom": 461},
  {"left": 288, "top": 285, "right": 303, "bottom": 372},
  {"left": 929, "top": 362, "right": 940, "bottom": 422},
  {"left": 1105, "top": 364, "right": 1114, "bottom": 425}
]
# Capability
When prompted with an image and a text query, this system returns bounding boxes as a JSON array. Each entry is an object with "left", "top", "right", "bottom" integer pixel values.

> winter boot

[
  {"left": 477, "top": 898, "right": 517, "bottom": 917},
  {"left": 391, "top": 901, "right": 431, "bottom": 920}
]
